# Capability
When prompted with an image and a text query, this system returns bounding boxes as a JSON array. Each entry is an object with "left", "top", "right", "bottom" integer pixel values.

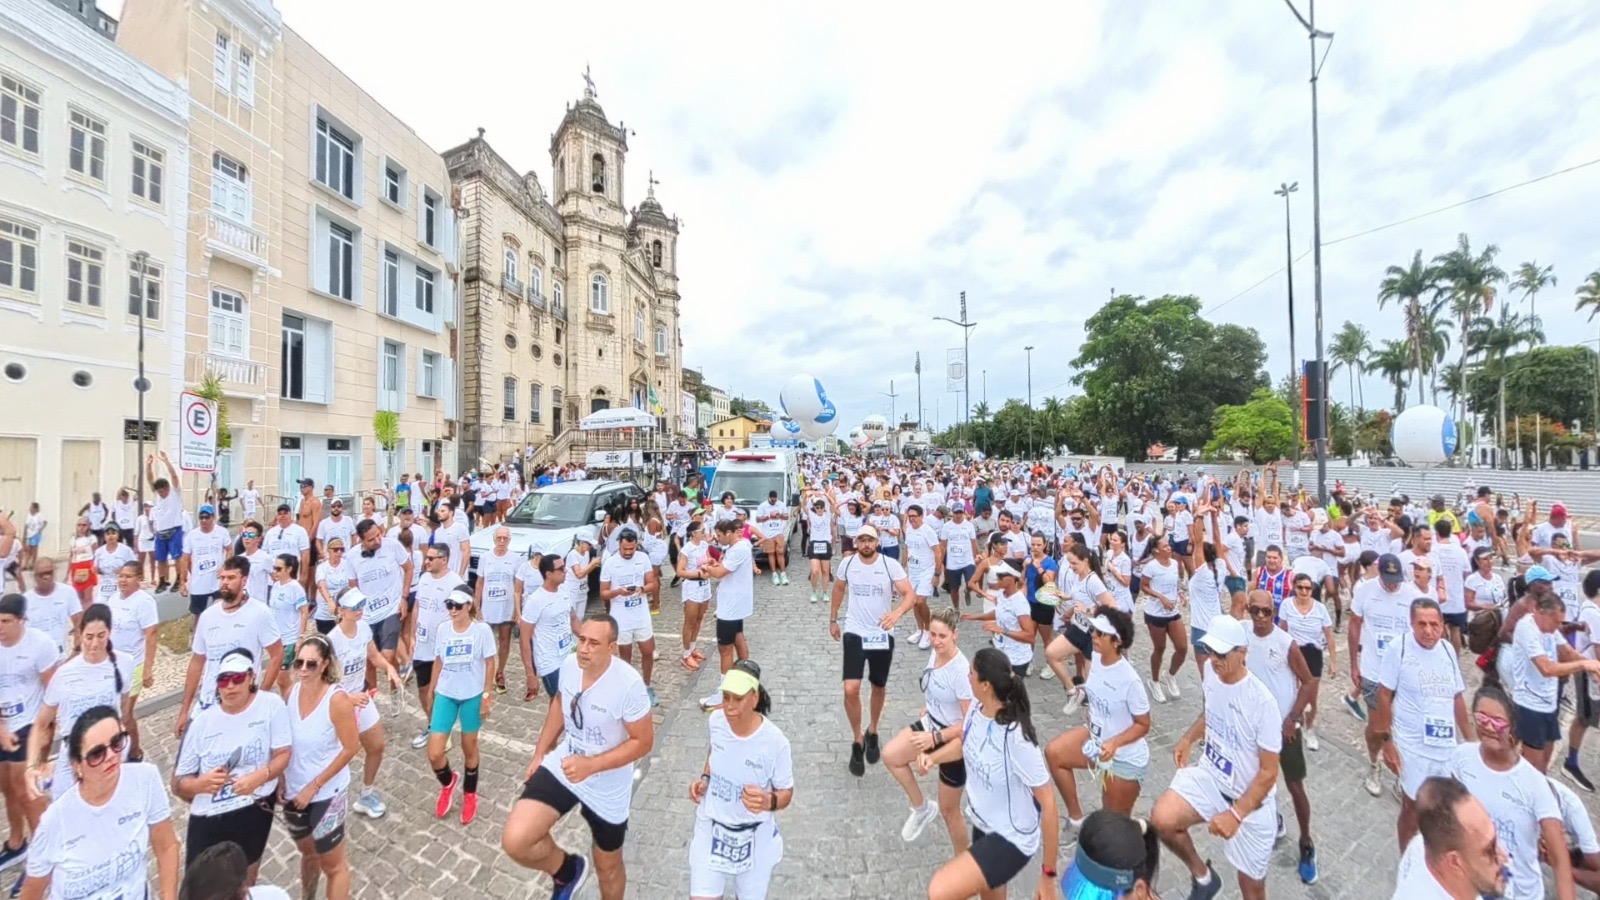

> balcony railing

[
  {"left": 530, "top": 291, "right": 548, "bottom": 311},
  {"left": 204, "top": 212, "right": 268, "bottom": 270},
  {"left": 552, "top": 303, "right": 567, "bottom": 322},
  {"left": 501, "top": 274, "right": 524, "bottom": 298},
  {"left": 188, "top": 352, "right": 267, "bottom": 394}
]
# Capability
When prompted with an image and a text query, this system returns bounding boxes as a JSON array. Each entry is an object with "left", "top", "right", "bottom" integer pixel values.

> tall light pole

[
  {"left": 133, "top": 250, "right": 151, "bottom": 509},
  {"left": 878, "top": 380, "right": 899, "bottom": 427},
  {"left": 933, "top": 290, "right": 977, "bottom": 443},
  {"left": 1025, "top": 345, "right": 1034, "bottom": 458},
  {"left": 1275, "top": 182, "right": 1300, "bottom": 472},
  {"left": 914, "top": 352, "right": 923, "bottom": 430},
  {"left": 1284, "top": 0, "right": 1334, "bottom": 502}
]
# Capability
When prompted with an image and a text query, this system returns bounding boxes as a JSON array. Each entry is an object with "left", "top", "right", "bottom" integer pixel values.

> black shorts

[
  {"left": 1062, "top": 622, "right": 1093, "bottom": 660},
  {"left": 1143, "top": 611, "right": 1182, "bottom": 629},
  {"left": 370, "top": 615, "right": 401, "bottom": 652},
  {"left": 118, "top": 527, "right": 135, "bottom": 546},
  {"left": 283, "top": 794, "right": 346, "bottom": 855},
  {"left": 806, "top": 540, "right": 832, "bottom": 561},
  {"left": 841, "top": 632, "right": 894, "bottom": 687},
  {"left": 715, "top": 618, "right": 744, "bottom": 647},
  {"left": 520, "top": 766, "right": 628, "bottom": 853},
  {"left": 1299, "top": 643, "right": 1325, "bottom": 679},
  {"left": 910, "top": 721, "right": 966, "bottom": 788},
  {"left": 1170, "top": 539, "right": 1191, "bottom": 557},
  {"left": 1514, "top": 703, "right": 1561, "bottom": 750},
  {"left": 1100, "top": 523, "right": 1118, "bottom": 536},
  {"left": 969, "top": 826, "right": 1031, "bottom": 889},
  {"left": 315, "top": 619, "right": 335, "bottom": 636},
  {"left": 188, "top": 591, "right": 218, "bottom": 618},
  {"left": 944, "top": 566, "right": 974, "bottom": 594},
  {"left": 413, "top": 658, "right": 436, "bottom": 690},
  {"left": 1443, "top": 611, "right": 1468, "bottom": 630},
  {"left": 0, "top": 725, "right": 29, "bottom": 764},
  {"left": 1578, "top": 674, "right": 1600, "bottom": 729},
  {"left": 405, "top": 590, "right": 417, "bottom": 613},
  {"left": 1027, "top": 600, "right": 1055, "bottom": 627},
  {"left": 1280, "top": 729, "right": 1307, "bottom": 784},
  {"left": 188, "top": 796, "right": 276, "bottom": 866}
]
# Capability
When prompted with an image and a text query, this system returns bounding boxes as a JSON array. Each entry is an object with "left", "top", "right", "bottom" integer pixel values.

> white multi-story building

[{"left": 0, "top": 0, "right": 190, "bottom": 553}]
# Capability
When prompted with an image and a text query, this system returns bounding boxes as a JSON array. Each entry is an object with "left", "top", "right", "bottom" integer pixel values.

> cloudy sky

[{"left": 195, "top": 0, "right": 1600, "bottom": 430}]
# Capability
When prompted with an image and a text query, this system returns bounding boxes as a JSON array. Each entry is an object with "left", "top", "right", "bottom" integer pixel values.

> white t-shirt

[
  {"left": 23, "top": 586, "right": 75, "bottom": 658},
  {"left": 992, "top": 590, "right": 1033, "bottom": 666},
  {"left": 1279, "top": 599, "right": 1333, "bottom": 650},
  {"left": 1530, "top": 521, "right": 1571, "bottom": 549},
  {"left": 174, "top": 691, "right": 292, "bottom": 816},
  {"left": 960, "top": 706, "right": 1049, "bottom": 855},
  {"left": 313, "top": 559, "right": 356, "bottom": 622},
  {"left": 150, "top": 490, "right": 184, "bottom": 531},
  {"left": 696, "top": 711, "right": 794, "bottom": 828},
  {"left": 328, "top": 620, "right": 373, "bottom": 694},
  {"left": 753, "top": 500, "right": 788, "bottom": 539},
  {"left": 542, "top": 655, "right": 651, "bottom": 824},
  {"left": 1188, "top": 562, "right": 1227, "bottom": 625},
  {"left": 262, "top": 523, "right": 310, "bottom": 561},
  {"left": 1352, "top": 580, "right": 1423, "bottom": 676},
  {"left": 111, "top": 499, "right": 136, "bottom": 530},
  {"left": 1139, "top": 558, "right": 1181, "bottom": 617},
  {"left": 600, "top": 551, "right": 654, "bottom": 632},
  {"left": 1254, "top": 508, "right": 1284, "bottom": 547},
  {"left": 411, "top": 572, "right": 465, "bottom": 662},
  {"left": 1196, "top": 666, "right": 1283, "bottom": 799},
  {"left": 1449, "top": 743, "right": 1561, "bottom": 900},
  {"left": 1432, "top": 542, "right": 1470, "bottom": 614},
  {"left": 315, "top": 516, "right": 356, "bottom": 552},
  {"left": 190, "top": 601, "right": 279, "bottom": 707},
  {"left": 433, "top": 520, "right": 471, "bottom": 575},
  {"left": 1289, "top": 554, "right": 1332, "bottom": 586},
  {"left": 838, "top": 553, "right": 908, "bottom": 640},
  {"left": 520, "top": 587, "right": 576, "bottom": 676},
  {"left": 240, "top": 488, "right": 261, "bottom": 519},
  {"left": 431, "top": 618, "right": 495, "bottom": 701},
  {"left": 351, "top": 538, "right": 409, "bottom": 624},
  {"left": 714, "top": 540, "right": 755, "bottom": 622},
  {"left": 241, "top": 548, "right": 272, "bottom": 610},
  {"left": 903, "top": 523, "right": 941, "bottom": 574},
  {"left": 105, "top": 590, "right": 158, "bottom": 665},
  {"left": 920, "top": 650, "right": 974, "bottom": 729},
  {"left": 1085, "top": 654, "right": 1150, "bottom": 768},
  {"left": 868, "top": 514, "right": 900, "bottom": 548},
  {"left": 266, "top": 579, "right": 308, "bottom": 645},
  {"left": 1509, "top": 615, "right": 1560, "bottom": 713},
  {"left": 476, "top": 549, "right": 521, "bottom": 624},
  {"left": 1379, "top": 633, "right": 1466, "bottom": 761},
  {"left": 1104, "top": 552, "right": 1134, "bottom": 613},
  {"left": 1463, "top": 571, "right": 1508, "bottom": 610},
  {"left": 0, "top": 628, "right": 59, "bottom": 731},
  {"left": 185, "top": 526, "right": 234, "bottom": 595},
  {"left": 1245, "top": 626, "right": 1299, "bottom": 723},
  {"left": 26, "top": 761, "right": 171, "bottom": 899},
  {"left": 90, "top": 543, "right": 135, "bottom": 584},
  {"left": 942, "top": 519, "right": 977, "bottom": 569},
  {"left": 1390, "top": 836, "right": 1465, "bottom": 900}
]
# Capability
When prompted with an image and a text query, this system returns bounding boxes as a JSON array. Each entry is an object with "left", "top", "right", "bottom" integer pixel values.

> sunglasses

[
  {"left": 271, "top": 566, "right": 286, "bottom": 573},
  {"left": 242, "top": 531, "right": 259, "bottom": 539},
  {"left": 445, "top": 599, "right": 470, "bottom": 611},
  {"left": 216, "top": 670, "right": 250, "bottom": 688},
  {"left": 81, "top": 731, "right": 129, "bottom": 768},
  {"left": 425, "top": 554, "right": 446, "bottom": 561},
  {"left": 328, "top": 547, "right": 345, "bottom": 553},
  {"left": 1248, "top": 606, "right": 1276, "bottom": 618},
  {"left": 292, "top": 657, "right": 323, "bottom": 671},
  {"left": 1294, "top": 584, "right": 1313, "bottom": 592},
  {"left": 1474, "top": 711, "right": 1511, "bottom": 734}
]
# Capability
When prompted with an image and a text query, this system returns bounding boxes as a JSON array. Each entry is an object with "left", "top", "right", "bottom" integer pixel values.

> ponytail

[
  {"left": 79, "top": 603, "right": 123, "bottom": 695},
  {"left": 973, "top": 647, "right": 1038, "bottom": 745}
]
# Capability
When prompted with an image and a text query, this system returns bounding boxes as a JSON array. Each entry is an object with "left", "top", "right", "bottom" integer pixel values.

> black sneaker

[
  {"left": 0, "top": 841, "right": 24, "bottom": 873},
  {"left": 1564, "top": 759, "right": 1597, "bottom": 793},
  {"left": 849, "top": 741, "right": 865, "bottom": 776},
  {"left": 863, "top": 731, "right": 881, "bottom": 765},
  {"left": 1187, "top": 862, "right": 1222, "bottom": 900},
  {"left": 154, "top": 580, "right": 170, "bottom": 594}
]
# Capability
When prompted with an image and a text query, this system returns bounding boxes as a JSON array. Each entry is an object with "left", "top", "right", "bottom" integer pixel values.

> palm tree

[
  {"left": 1419, "top": 309, "right": 1453, "bottom": 405},
  {"left": 1468, "top": 311, "right": 1545, "bottom": 462},
  {"left": 1377, "top": 250, "right": 1443, "bottom": 405},
  {"left": 1512, "top": 260, "right": 1556, "bottom": 320},
  {"left": 1369, "top": 339, "right": 1413, "bottom": 412},
  {"left": 1041, "top": 396, "right": 1064, "bottom": 454},
  {"left": 1575, "top": 270, "right": 1600, "bottom": 432},
  {"left": 1329, "top": 321, "right": 1371, "bottom": 410},
  {"left": 1433, "top": 233, "right": 1505, "bottom": 428}
]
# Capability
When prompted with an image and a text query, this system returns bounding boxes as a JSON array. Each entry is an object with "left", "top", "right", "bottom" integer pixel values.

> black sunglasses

[
  {"left": 81, "top": 730, "right": 129, "bottom": 768},
  {"left": 1248, "top": 606, "right": 1276, "bottom": 617},
  {"left": 292, "top": 657, "right": 323, "bottom": 670},
  {"left": 445, "top": 599, "right": 470, "bottom": 611}
]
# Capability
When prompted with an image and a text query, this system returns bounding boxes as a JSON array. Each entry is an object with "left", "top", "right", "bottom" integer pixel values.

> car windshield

[
  {"left": 712, "top": 471, "right": 785, "bottom": 507},
  {"left": 503, "top": 491, "right": 594, "bottom": 528}
]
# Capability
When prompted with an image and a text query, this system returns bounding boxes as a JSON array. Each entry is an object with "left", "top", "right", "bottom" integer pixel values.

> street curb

[{"left": 137, "top": 688, "right": 184, "bottom": 717}]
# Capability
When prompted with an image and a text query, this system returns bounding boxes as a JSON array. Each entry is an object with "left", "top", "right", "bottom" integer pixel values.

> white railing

[
  {"left": 206, "top": 212, "right": 268, "bottom": 264},
  {"left": 190, "top": 352, "right": 267, "bottom": 391}
]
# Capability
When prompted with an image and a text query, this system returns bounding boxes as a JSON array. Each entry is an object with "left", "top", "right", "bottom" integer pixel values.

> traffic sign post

[{"left": 178, "top": 391, "right": 218, "bottom": 472}]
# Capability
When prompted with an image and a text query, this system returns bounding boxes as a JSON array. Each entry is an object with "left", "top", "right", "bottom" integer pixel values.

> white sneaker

[
  {"left": 1276, "top": 812, "right": 1286, "bottom": 842},
  {"left": 1062, "top": 687, "right": 1084, "bottom": 716},
  {"left": 809, "top": 591, "right": 819, "bottom": 603},
  {"left": 917, "top": 631, "right": 932, "bottom": 650},
  {"left": 699, "top": 691, "right": 724, "bottom": 712},
  {"left": 1162, "top": 674, "right": 1180, "bottom": 699},
  {"left": 1149, "top": 678, "right": 1167, "bottom": 704},
  {"left": 908, "top": 630, "right": 925, "bottom": 647},
  {"left": 771, "top": 573, "right": 780, "bottom": 586},
  {"left": 1039, "top": 667, "right": 1055, "bottom": 681},
  {"left": 1364, "top": 761, "right": 1382, "bottom": 797},
  {"left": 900, "top": 802, "right": 939, "bottom": 842},
  {"left": 1303, "top": 728, "right": 1320, "bottom": 752},
  {"left": 410, "top": 731, "right": 429, "bottom": 750}
]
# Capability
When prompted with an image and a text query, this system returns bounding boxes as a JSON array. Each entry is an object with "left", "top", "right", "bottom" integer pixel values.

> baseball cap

[
  {"left": 574, "top": 526, "right": 598, "bottom": 546},
  {"left": 298, "top": 478, "right": 315, "bottom": 488},
  {"left": 217, "top": 651, "right": 255, "bottom": 675},
  {"left": 198, "top": 504, "right": 216, "bottom": 517},
  {"left": 1551, "top": 503, "right": 1568, "bottom": 517},
  {"left": 1525, "top": 565, "right": 1555, "bottom": 584},
  {"left": 331, "top": 498, "right": 343, "bottom": 508},
  {"left": 1197, "top": 614, "right": 1250, "bottom": 654},
  {"left": 276, "top": 503, "right": 292, "bottom": 513},
  {"left": 718, "top": 668, "right": 760, "bottom": 697},
  {"left": 1088, "top": 614, "right": 1118, "bottom": 636},
  {"left": 1378, "top": 553, "right": 1404, "bottom": 585},
  {"left": 856, "top": 524, "right": 880, "bottom": 541}
]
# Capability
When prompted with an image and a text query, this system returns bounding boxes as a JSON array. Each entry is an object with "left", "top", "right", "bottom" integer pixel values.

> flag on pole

[{"left": 648, "top": 385, "right": 663, "bottom": 416}]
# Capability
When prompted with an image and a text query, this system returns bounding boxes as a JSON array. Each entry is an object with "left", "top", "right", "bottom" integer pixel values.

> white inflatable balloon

[
  {"left": 799, "top": 416, "right": 837, "bottom": 440},
  {"left": 1390, "top": 405, "right": 1458, "bottom": 466},
  {"left": 774, "top": 418, "right": 804, "bottom": 441},
  {"left": 861, "top": 415, "right": 888, "bottom": 441},
  {"left": 779, "top": 375, "right": 829, "bottom": 424}
]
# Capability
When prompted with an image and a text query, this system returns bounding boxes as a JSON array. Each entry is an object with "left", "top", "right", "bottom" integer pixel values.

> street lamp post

[
  {"left": 1283, "top": 0, "right": 1334, "bottom": 502},
  {"left": 1275, "top": 182, "right": 1300, "bottom": 473},
  {"left": 133, "top": 251, "right": 150, "bottom": 509},
  {"left": 933, "top": 290, "right": 977, "bottom": 445},
  {"left": 1025, "top": 345, "right": 1034, "bottom": 458},
  {"left": 878, "top": 380, "right": 899, "bottom": 428}
]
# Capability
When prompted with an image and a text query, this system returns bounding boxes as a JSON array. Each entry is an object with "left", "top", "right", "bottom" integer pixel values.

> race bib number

[
  {"left": 416, "top": 624, "right": 429, "bottom": 644},
  {"left": 556, "top": 633, "right": 576, "bottom": 654},
  {"left": 0, "top": 701, "right": 22, "bottom": 718},
  {"left": 444, "top": 642, "right": 472, "bottom": 660},
  {"left": 214, "top": 780, "right": 238, "bottom": 803},
  {"left": 342, "top": 660, "right": 363, "bottom": 677},
  {"left": 367, "top": 595, "right": 392, "bottom": 616},
  {"left": 708, "top": 822, "right": 757, "bottom": 875},
  {"left": 860, "top": 632, "right": 891, "bottom": 650},
  {"left": 1376, "top": 633, "right": 1397, "bottom": 652},
  {"left": 623, "top": 596, "right": 644, "bottom": 609},
  {"left": 1071, "top": 610, "right": 1093, "bottom": 632},
  {"left": 197, "top": 557, "right": 219, "bottom": 572},
  {"left": 1203, "top": 742, "right": 1234, "bottom": 779},
  {"left": 811, "top": 541, "right": 829, "bottom": 556},
  {"left": 1423, "top": 716, "right": 1455, "bottom": 747}
]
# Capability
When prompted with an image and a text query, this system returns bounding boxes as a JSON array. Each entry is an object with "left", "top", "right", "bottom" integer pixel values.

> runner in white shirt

[
  {"left": 473, "top": 527, "right": 521, "bottom": 696},
  {"left": 1278, "top": 573, "right": 1337, "bottom": 751},
  {"left": 21, "top": 562, "right": 77, "bottom": 660},
  {"left": 424, "top": 589, "right": 496, "bottom": 826},
  {"left": 0, "top": 593, "right": 58, "bottom": 867},
  {"left": 1138, "top": 536, "right": 1188, "bottom": 703},
  {"left": 901, "top": 505, "right": 943, "bottom": 650},
  {"left": 177, "top": 558, "right": 282, "bottom": 739},
  {"left": 1507, "top": 585, "right": 1600, "bottom": 774},
  {"left": 1347, "top": 554, "right": 1427, "bottom": 797},
  {"left": 183, "top": 505, "right": 233, "bottom": 620},
  {"left": 239, "top": 481, "right": 261, "bottom": 521},
  {"left": 104, "top": 563, "right": 158, "bottom": 759},
  {"left": 879, "top": 608, "right": 973, "bottom": 850},
  {"left": 408, "top": 547, "right": 466, "bottom": 750},
  {"left": 917, "top": 646, "right": 1060, "bottom": 899},
  {"left": 1390, "top": 776, "right": 1508, "bottom": 900},
  {"left": 868, "top": 501, "right": 902, "bottom": 561},
  {"left": 1430, "top": 519, "right": 1471, "bottom": 651},
  {"left": 599, "top": 529, "right": 661, "bottom": 707},
  {"left": 801, "top": 493, "right": 836, "bottom": 604},
  {"left": 752, "top": 491, "right": 790, "bottom": 587},
  {"left": 264, "top": 554, "right": 309, "bottom": 695},
  {"left": 1244, "top": 590, "right": 1321, "bottom": 884},
  {"left": 1153, "top": 614, "right": 1282, "bottom": 900},
  {"left": 673, "top": 521, "right": 714, "bottom": 672},
  {"left": 961, "top": 559, "right": 1035, "bottom": 679},
  {"left": 314, "top": 501, "right": 356, "bottom": 562},
  {"left": 89, "top": 529, "right": 135, "bottom": 605},
  {"left": 517, "top": 554, "right": 580, "bottom": 701},
  {"left": 697, "top": 521, "right": 756, "bottom": 711},
  {"left": 939, "top": 506, "right": 979, "bottom": 609},
  {"left": 281, "top": 634, "right": 360, "bottom": 900},
  {"left": 25, "top": 604, "right": 132, "bottom": 802},
  {"left": 311, "top": 538, "right": 357, "bottom": 638},
  {"left": 828, "top": 524, "right": 918, "bottom": 778},
  {"left": 262, "top": 505, "right": 311, "bottom": 602},
  {"left": 349, "top": 520, "right": 410, "bottom": 686},
  {"left": 431, "top": 503, "right": 472, "bottom": 578},
  {"left": 686, "top": 666, "right": 794, "bottom": 900},
  {"left": 503, "top": 618, "right": 655, "bottom": 899},
  {"left": 1463, "top": 548, "right": 1508, "bottom": 612},
  {"left": 1044, "top": 607, "right": 1150, "bottom": 825},
  {"left": 325, "top": 590, "right": 400, "bottom": 822}
]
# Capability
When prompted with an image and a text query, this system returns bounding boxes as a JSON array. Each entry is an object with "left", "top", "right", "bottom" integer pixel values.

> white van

[{"left": 710, "top": 450, "right": 803, "bottom": 549}]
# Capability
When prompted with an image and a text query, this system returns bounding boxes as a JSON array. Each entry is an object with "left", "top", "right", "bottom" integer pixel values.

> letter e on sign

[{"left": 178, "top": 390, "right": 219, "bottom": 472}]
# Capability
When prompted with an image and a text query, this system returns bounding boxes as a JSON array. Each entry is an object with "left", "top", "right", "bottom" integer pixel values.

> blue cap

[
  {"left": 198, "top": 504, "right": 216, "bottom": 517},
  {"left": 1525, "top": 565, "right": 1555, "bottom": 584}
]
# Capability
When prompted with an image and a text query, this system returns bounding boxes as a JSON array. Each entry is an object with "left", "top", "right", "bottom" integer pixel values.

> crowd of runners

[{"left": 0, "top": 451, "right": 1597, "bottom": 899}]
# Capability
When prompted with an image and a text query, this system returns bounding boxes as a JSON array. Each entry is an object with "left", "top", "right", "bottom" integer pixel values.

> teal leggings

[{"left": 429, "top": 693, "right": 483, "bottom": 734}]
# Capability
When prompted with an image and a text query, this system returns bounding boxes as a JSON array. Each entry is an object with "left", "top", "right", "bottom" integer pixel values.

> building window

[
  {"left": 635, "top": 309, "right": 645, "bottom": 344},
  {"left": 383, "top": 164, "right": 402, "bottom": 205},
  {"left": 126, "top": 259, "right": 161, "bottom": 321},
  {"left": 209, "top": 288, "right": 246, "bottom": 357},
  {"left": 211, "top": 153, "right": 251, "bottom": 222},
  {"left": 421, "top": 191, "right": 439, "bottom": 247},
  {"left": 0, "top": 218, "right": 38, "bottom": 296},
  {"left": 530, "top": 383, "right": 542, "bottom": 424},
  {"left": 280, "top": 312, "right": 330, "bottom": 403},
  {"left": 0, "top": 73, "right": 42, "bottom": 156},
  {"left": 381, "top": 339, "right": 402, "bottom": 397},
  {"left": 554, "top": 248, "right": 563, "bottom": 267},
  {"left": 503, "top": 245, "right": 518, "bottom": 282},
  {"left": 213, "top": 32, "right": 232, "bottom": 91},
  {"left": 383, "top": 250, "right": 399, "bottom": 316},
  {"left": 236, "top": 48, "right": 254, "bottom": 104},
  {"left": 591, "top": 153, "right": 605, "bottom": 193},
  {"left": 325, "top": 221, "right": 355, "bottom": 300},
  {"left": 553, "top": 281, "right": 564, "bottom": 314},
  {"left": 529, "top": 266, "right": 542, "bottom": 300},
  {"left": 281, "top": 313, "right": 305, "bottom": 399},
  {"left": 314, "top": 117, "right": 356, "bottom": 199},
  {"left": 130, "top": 139, "right": 164, "bottom": 205},
  {"left": 415, "top": 266, "right": 435, "bottom": 314},
  {"left": 590, "top": 274, "right": 609, "bottom": 314},
  {"left": 651, "top": 239, "right": 663, "bottom": 267},
  {"left": 503, "top": 377, "right": 516, "bottom": 421},
  {"left": 65, "top": 240, "right": 104, "bottom": 309},
  {"left": 654, "top": 321, "right": 668, "bottom": 355},
  {"left": 67, "top": 110, "right": 107, "bottom": 184},
  {"left": 419, "top": 350, "right": 438, "bottom": 398}
]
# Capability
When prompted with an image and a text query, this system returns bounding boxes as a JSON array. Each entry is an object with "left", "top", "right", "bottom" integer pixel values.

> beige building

[
  {"left": 117, "top": 0, "right": 460, "bottom": 500},
  {"left": 0, "top": 0, "right": 190, "bottom": 552},
  {"left": 444, "top": 81, "right": 686, "bottom": 469}
]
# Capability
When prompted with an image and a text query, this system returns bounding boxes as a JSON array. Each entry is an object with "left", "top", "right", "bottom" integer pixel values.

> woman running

[
  {"left": 171, "top": 649, "right": 289, "bottom": 880},
  {"left": 266, "top": 554, "right": 309, "bottom": 695},
  {"left": 1464, "top": 547, "right": 1508, "bottom": 612},
  {"left": 967, "top": 534, "right": 1010, "bottom": 614},
  {"left": 1279, "top": 572, "right": 1335, "bottom": 751},
  {"left": 518, "top": 553, "right": 579, "bottom": 698},
  {"left": 313, "top": 539, "right": 355, "bottom": 636},
  {"left": 919, "top": 646, "right": 1059, "bottom": 900},
  {"left": 1186, "top": 506, "right": 1234, "bottom": 677},
  {"left": 838, "top": 499, "right": 866, "bottom": 559},
  {"left": 0, "top": 593, "right": 57, "bottom": 864},
  {"left": 564, "top": 530, "right": 601, "bottom": 620},
  {"left": 1138, "top": 535, "right": 1188, "bottom": 703},
  {"left": 869, "top": 500, "right": 902, "bottom": 561},
  {"left": 687, "top": 664, "right": 793, "bottom": 900},
  {"left": 65, "top": 520, "right": 96, "bottom": 607},
  {"left": 328, "top": 591, "right": 401, "bottom": 820},
  {"left": 90, "top": 528, "right": 135, "bottom": 604},
  {"left": 1045, "top": 605, "right": 1150, "bottom": 825},
  {"left": 1048, "top": 544, "right": 1114, "bottom": 713},
  {"left": 283, "top": 635, "right": 358, "bottom": 900},
  {"left": 963, "top": 559, "right": 1035, "bottom": 681},
  {"left": 426, "top": 589, "right": 495, "bottom": 825},
  {"left": 1103, "top": 530, "right": 1135, "bottom": 615},
  {"left": 803, "top": 492, "right": 836, "bottom": 605},
  {"left": 677, "top": 522, "right": 713, "bottom": 670},
  {"left": 881, "top": 608, "right": 973, "bottom": 851},
  {"left": 27, "top": 604, "right": 131, "bottom": 801},
  {"left": 20, "top": 705, "right": 179, "bottom": 900}
]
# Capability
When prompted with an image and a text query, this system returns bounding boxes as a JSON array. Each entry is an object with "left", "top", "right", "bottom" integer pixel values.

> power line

[{"left": 1207, "top": 155, "right": 1600, "bottom": 314}]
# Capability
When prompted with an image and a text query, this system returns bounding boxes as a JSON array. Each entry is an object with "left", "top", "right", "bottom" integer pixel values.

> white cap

[
  {"left": 336, "top": 588, "right": 367, "bottom": 610},
  {"left": 574, "top": 526, "right": 598, "bottom": 546},
  {"left": 218, "top": 651, "right": 255, "bottom": 675},
  {"left": 1088, "top": 614, "right": 1118, "bottom": 636},
  {"left": 1198, "top": 614, "right": 1250, "bottom": 654}
]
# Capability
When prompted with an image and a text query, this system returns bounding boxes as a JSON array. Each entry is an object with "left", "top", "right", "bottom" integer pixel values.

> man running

[
  {"left": 900, "top": 506, "right": 941, "bottom": 649},
  {"left": 697, "top": 519, "right": 754, "bottom": 710},
  {"left": 828, "top": 524, "right": 917, "bottom": 777},
  {"left": 599, "top": 529, "right": 660, "bottom": 707},
  {"left": 1244, "top": 590, "right": 1320, "bottom": 884},
  {"left": 501, "top": 616, "right": 654, "bottom": 900},
  {"left": 1346, "top": 553, "right": 1425, "bottom": 796}
]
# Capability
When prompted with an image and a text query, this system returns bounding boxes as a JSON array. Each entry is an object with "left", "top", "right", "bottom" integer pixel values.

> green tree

[
  {"left": 1466, "top": 344, "right": 1599, "bottom": 429},
  {"left": 1330, "top": 321, "right": 1371, "bottom": 410},
  {"left": 1204, "top": 389, "right": 1295, "bottom": 463},
  {"left": 373, "top": 410, "right": 401, "bottom": 484},
  {"left": 1433, "top": 233, "right": 1505, "bottom": 428},
  {"left": 1512, "top": 260, "right": 1556, "bottom": 320},
  {"left": 1369, "top": 339, "right": 1412, "bottom": 412},
  {"left": 1377, "top": 250, "right": 1443, "bottom": 406}
]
